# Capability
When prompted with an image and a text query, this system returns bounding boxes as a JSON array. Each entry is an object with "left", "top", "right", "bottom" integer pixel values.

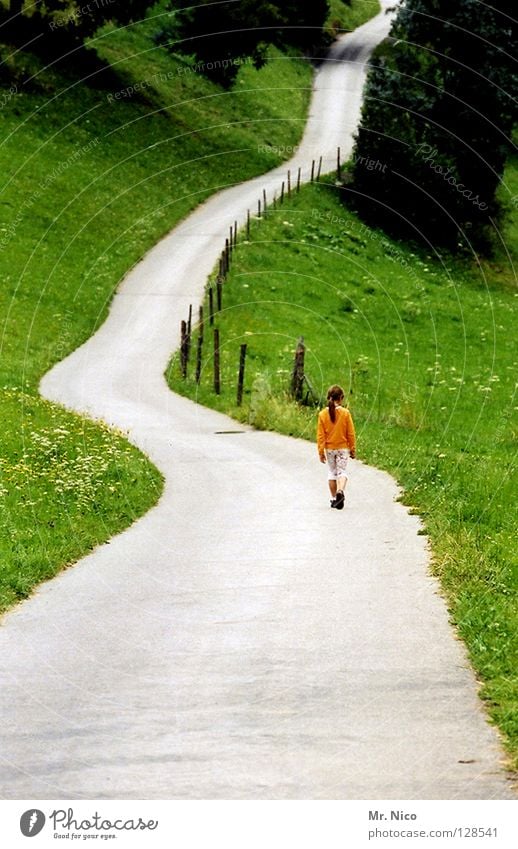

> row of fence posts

[
  {"left": 179, "top": 208, "right": 244, "bottom": 402},
  {"left": 181, "top": 320, "right": 309, "bottom": 406},
  {"left": 179, "top": 149, "right": 343, "bottom": 404},
  {"left": 180, "top": 307, "right": 248, "bottom": 405}
]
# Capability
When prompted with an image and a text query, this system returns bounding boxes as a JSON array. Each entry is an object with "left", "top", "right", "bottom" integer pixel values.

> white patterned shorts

[{"left": 326, "top": 449, "right": 350, "bottom": 481}]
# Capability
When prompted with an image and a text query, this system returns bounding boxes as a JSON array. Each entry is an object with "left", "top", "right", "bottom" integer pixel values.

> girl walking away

[{"left": 317, "top": 385, "right": 356, "bottom": 510}]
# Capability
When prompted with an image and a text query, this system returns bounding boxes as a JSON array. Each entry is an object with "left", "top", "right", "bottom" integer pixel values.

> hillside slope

[
  {"left": 169, "top": 167, "right": 518, "bottom": 769},
  {"left": 0, "top": 12, "right": 315, "bottom": 611}
]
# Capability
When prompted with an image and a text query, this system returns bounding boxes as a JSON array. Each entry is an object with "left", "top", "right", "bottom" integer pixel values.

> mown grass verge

[
  {"left": 0, "top": 5, "right": 324, "bottom": 612},
  {"left": 168, "top": 171, "right": 517, "bottom": 769}
]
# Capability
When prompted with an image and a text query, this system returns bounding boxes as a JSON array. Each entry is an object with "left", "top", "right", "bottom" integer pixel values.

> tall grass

[
  {"left": 0, "top": 13, "right": 315, "bottom": 611},
  {"left": 326, "top": 0, "right": 381, "bottom": 36},
  {"left": 168, "top": 175, "right": 518, "bottom": 768}
]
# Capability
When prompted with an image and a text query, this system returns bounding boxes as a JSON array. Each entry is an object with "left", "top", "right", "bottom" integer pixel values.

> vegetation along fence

[{"left": 177, "top": 149, "right": 345, "bottom": 408}]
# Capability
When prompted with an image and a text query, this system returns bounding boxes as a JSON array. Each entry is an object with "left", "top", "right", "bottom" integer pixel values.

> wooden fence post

[
  {"left": 317, "top": 155, "right": 322, "bottom": 181},
  {"left": 216, "top": 279, "right": 223, "bottom": 311},
  {"left": 195, "top": 305, "right": 203, "bottom": 384},
  {"left": 310, "top": 160, "right": 315, "bottom": 182},
  {"left": 214, "top": 328, "right": 221, "bottom": 395},
  {"left": 258, "top": 198, "right": 262, "bottom": 218},
  {"left": 234, "top": 220, "right": 237, "bottom": 246},
  {"left": 263, "top": 188, "right": 267, "bottom": 216},
  {"left": 290, "top": 336, "right": 305, "bottom": 401},
  {"left": 296, "top": 166, "right": 301, "bottom": 193},
  {"left": 209, "top": 287, "right": 214, "bottom": 326},
  {"left": 280, "top": 181, "right": 285, "bottom": 203},
  {"left": 180, "top": 320, "right": 189, "bottom": 378},
  {"left": 225, "top": 237, "right": 230, "bottom": 269},
  {"left": 236, "top": 343, "right": 247, "bottom": 406},
  {"left": 186, "top": 306, "right": 192, "bottom": 371},
  {"left": 287, "top": 169, "right": 291, "bottom": 197},
  {"left": 337, "top": 146, "right": 341, "bottom": 180}
]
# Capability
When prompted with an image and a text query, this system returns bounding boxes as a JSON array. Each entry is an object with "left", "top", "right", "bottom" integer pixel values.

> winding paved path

[{"left": 0, "top": 3, "right": 513, "bottom": 799}]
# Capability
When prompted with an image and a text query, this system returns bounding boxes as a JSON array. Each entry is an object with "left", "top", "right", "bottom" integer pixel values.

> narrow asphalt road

[{"left": 0, "top": 3, "right": 513, "bottom": 799}]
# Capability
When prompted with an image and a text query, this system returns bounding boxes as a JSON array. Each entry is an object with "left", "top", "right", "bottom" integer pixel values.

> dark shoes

[{"left": 334, "top": 490, "right": 345, "bottom": 510}]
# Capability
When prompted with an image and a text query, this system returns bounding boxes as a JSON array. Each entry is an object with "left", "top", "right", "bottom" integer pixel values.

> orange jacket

[{"left": 317, "top": 406, "right": 356, "bottom": 456}]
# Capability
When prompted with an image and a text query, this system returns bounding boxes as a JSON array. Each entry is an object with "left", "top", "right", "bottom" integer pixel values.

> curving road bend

[{"left": 0, "top": 2, "right": 513, "bottom": 799}]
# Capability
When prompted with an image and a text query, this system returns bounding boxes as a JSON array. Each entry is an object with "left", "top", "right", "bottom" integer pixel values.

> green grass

[
  {"left": 0, "top": 7, "right": 322, "bottom": 612},
  {"left": 168, "top": 171, "right": 518, "bottom": 769},
  {"left": 326, "top": 0, "right": 381, "bottom": 37}
]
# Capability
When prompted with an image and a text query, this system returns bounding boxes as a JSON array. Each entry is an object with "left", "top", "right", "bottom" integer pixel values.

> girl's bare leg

[{"left": 333, "top": 476, "right": 347, "bottom": 510}]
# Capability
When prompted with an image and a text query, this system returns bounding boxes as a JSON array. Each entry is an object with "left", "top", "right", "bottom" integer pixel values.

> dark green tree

[
  {"left": 159, "top": 0, "right": 330, "bottom": 86},
  {"left": 2, "top": 0, "right": 155, "bottom": 48},
  {"left": 348, "top": 0, "right": 518, "bottom": 250},
  {"left": 43, "top": 0, "right": 153, "bottom": 41}
]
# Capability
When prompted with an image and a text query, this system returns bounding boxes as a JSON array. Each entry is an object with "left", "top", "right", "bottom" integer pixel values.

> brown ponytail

[{"left": 327, "top": 384, "right": 344, "bottom": 423}]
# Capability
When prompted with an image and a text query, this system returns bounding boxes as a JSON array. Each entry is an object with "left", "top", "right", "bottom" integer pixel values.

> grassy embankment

[
  {"left": 326, "top": 0, "right": 381, "bottom": 37},
  {"left": 0, "top": 0, "right": 381, "bottom": 613},
  {"left": 168, "top": 163, "right": 517, "bottom": 768},
  {"left": 0, "top": 3, "right": 327, "bottom": 613}
]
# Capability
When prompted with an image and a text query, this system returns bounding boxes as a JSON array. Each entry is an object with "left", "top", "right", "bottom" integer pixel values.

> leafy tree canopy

[
  {"left": 159, "top": 0, "right": 330, "bottom": 85},
  {"left": 2, "top": 0, "right": 155, "bottom": 47},
  {"left": 349, "top": 0, "right": 518, "bottom": 251}
]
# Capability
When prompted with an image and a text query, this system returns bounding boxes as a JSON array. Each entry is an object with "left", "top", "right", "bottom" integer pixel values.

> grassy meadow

[
  {"left": 0, "top": 0, "right": 380, "bottom": 611},
  {"left": 168, "top": 170, "right": 517, "bottom": 768},
  {"left": 0, "top": 6, "right": 321, "bottom": 611}
]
